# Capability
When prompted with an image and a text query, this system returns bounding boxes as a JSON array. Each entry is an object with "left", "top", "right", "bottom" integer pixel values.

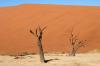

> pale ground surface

[{"left": 0, "top": 53, "right": 100, "bottom": 66}]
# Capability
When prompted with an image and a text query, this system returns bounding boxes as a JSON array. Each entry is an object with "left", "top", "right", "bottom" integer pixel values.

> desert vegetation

[
  {"left": 0, "top": 4, "right": 100, "bottom": 66},
  {"left": 68, "top": 30, "right": 87, "bottom": 56},
  {"left": 28, "top": 25, "right": 88, "bottom": 63},
  {"left": 30, "top": 25, "right": 46, "bottom": 63}
]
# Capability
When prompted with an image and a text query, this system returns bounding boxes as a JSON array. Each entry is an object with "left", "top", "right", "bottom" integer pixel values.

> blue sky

[{"left": 0, "top": 0, "right": 100, "bottom": 7}]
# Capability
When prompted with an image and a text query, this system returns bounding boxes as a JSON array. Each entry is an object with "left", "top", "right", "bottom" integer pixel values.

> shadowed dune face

[{"left": 0, "top": 4, "right": 100, "bottom": 54}]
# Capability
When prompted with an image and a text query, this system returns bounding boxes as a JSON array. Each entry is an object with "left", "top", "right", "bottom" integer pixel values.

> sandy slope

[
  {"left": 0, "top": 53, "right": 100, "bottom": 66},
  {"left": 0, "top": 4, "right": 100, "bottom": 54}
]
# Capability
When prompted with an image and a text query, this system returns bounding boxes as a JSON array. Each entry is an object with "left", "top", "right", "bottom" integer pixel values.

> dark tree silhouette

[
  {"left": 68, "top": 30, "right": 87, "bottom": 56},
  {"left": 30, "top": 25, "right": 46, "bottom": 63}
]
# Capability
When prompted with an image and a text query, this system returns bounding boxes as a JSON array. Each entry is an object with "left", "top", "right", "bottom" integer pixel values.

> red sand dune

[{"left": 0, "top": 4, "right": 100, "bottom": 54}]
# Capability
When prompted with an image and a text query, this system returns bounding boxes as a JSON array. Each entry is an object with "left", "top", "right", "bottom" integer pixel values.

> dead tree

[
  {"left": 30, "top": 26, "right": 46, "bottom": 63},
  {"left": 68, "top": 30, "right": 86, "bottom": 56}
]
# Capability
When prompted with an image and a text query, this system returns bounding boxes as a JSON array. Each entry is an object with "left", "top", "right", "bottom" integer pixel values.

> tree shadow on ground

[{"left": 45, "top": 58, "right": 59, "bottom": 63}]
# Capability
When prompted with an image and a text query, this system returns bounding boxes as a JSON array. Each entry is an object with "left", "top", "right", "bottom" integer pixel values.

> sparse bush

[
  {"left": 68, "top": 30, "right": 87, "bottom": 56},
  {"left": 89, "top": 49, "right": 100, "bottom": 53},
  {"left": 14, "top": 56, "right": 25, "bottom": 59}
]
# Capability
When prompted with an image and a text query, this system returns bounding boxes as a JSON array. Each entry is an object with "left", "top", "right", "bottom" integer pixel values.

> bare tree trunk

[
  {"left": 71, "top": 49, "right": 76, "bottom": 56},
  {"left": 69, "top": 46, "right": 76, "bottom": 56},
  {"left": 30, "top": 26, "right": 46, "bottom": 63},
  {"left": 37, "top": 38, "right": 45, "bottom": 63}
]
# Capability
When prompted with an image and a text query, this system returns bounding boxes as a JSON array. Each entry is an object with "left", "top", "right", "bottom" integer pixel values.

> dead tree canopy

[
  {"left": 68, "top": 30, "right": 87, "bottom": 56},
  {"left": 30, "top": 25, "right": 46, "bottom": 63}
]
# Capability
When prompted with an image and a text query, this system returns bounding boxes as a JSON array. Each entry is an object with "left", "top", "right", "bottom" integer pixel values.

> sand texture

[
  {"left": 0, "top": 53, "right": 100, "bottom": 66},
  {"left": 0, "top": 4, "right": 100, "bottom": 54}
]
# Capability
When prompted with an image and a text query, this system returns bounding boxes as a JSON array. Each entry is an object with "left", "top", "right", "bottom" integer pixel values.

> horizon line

[{"left": 0, "top": 4, "right": 100, "bottom": 7}]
